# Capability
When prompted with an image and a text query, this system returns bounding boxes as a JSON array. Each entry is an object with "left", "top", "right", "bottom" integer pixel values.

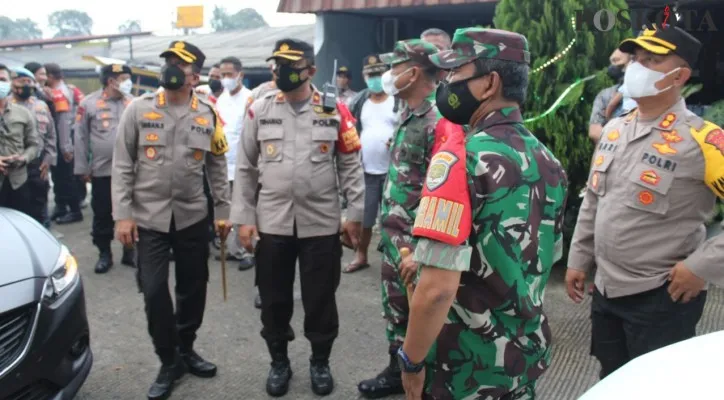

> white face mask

[
  {"left": 622, "top": 62, "right": 680, "bottom": 99},
  {"left": 221, "top": 77, "right": 239, "bottom": 91},
  {"left": 118, "top": 79, "right": 133, "bottom": 95},
  {"left": 0, "top": 81, "right": 10, "bottom": 99},
  {"left": 381, "top": 68, "right": 413, "bottom": 96}
]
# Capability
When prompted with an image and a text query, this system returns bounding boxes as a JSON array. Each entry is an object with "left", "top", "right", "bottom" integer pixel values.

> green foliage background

[{"left": 493, "top": 0, "right": 631, "bottom": 255}]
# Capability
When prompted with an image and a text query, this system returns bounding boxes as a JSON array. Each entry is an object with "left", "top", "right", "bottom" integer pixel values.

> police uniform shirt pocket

[
  {"left": 588, "top": 153, "right": 615, "bottom": 196},
  {"left": 138, "top": 130, "right": 166, "bottom": 165},
  {"left": 259, "top": 128, "right": 284, "bottom": 163},
  {"left": 95, "top": 111, "right": 112, "bottom": 132},
  {"left": 311, "top": 129, "right": 337, "bottom": 163},
  {"left": 36, "top": 114, "right": 48, "bottom": 134},
  {"left": 186, "top": 133, "right": 211, "bottom": 167},
  {"left": 623, "top": 163, "right": 675, "bottom": 215}
]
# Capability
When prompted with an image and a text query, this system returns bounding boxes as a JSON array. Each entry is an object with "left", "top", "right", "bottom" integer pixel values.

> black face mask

[
  {"left": 160, "top": 64, "right": 186, "bottom": 91},
  {"left": 208, "top": 79, "right": 222, "bottom": 94},
  {"left": 435, "top": 78, "right": 484, "bottom": 126},
  {"left": 607, "top": 64, "right": 625, "bottom": 81},
  {"left": 275, "top": 64, "right": 308, "bottom": 92},
  {"left": 16, "top": 85, "right": 34, "bottom": 100}
]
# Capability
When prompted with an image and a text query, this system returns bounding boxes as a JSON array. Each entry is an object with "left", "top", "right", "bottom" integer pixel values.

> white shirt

[
  {"left": 359, "top": 96, "right": 398, "bottom": 175},
  {"left": 216, "top": 86, "right": 252, "bottom": 181}
]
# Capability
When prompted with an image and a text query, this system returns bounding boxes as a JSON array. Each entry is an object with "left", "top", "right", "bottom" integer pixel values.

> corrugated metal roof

[
  {"left": 0, "top": 25, "right": 315, "bottom": 71},
  {"left": 0, "top": 32, "right": 153, "bottom": 49},
  {"left": 278, "top": 0, "right": 497, "bottom": 13}
]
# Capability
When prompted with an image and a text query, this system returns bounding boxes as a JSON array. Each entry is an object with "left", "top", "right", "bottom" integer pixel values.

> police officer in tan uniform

[
  {"left": 76, "top": 64, "right": 135, "bottom": 273},
  {"left": 112, "top": 41, "right": 231, "bottom": 400},
  {"left": 566, "top": 26, "right": 724, "bottom": 379},
  {"left": 10, "top": 67, "right": 56, "bottom": 227},
  {"left": 231, "top": 39, "right": 364, "bottom": 397}
]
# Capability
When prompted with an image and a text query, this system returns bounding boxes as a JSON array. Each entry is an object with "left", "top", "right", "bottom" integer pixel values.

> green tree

[
  {"left": 0, "top": 17, "right": 42, "bottom": 40},
  {"left": 211, "top": 6, "right": 268, "bottom": 32},
  {"left": 118, "top": 20, "right": 142, "bottom": 34},
  {"left": 493, "top": 0, "right": 630, "bottom": 254},
  {"left": 48, "top": 10, "right": 93, "bottom": 38}
]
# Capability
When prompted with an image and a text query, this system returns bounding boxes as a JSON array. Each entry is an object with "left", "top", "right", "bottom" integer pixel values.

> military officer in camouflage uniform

[
  {"left": 10, "top": 67, "right": 56, "bottom": 227},
  {"left": 231, "top": 38, "right": 364, "bottom": 397},
  {"left": 400, "top": 28, "right": 569, "bottom": 400},
  {"left": 0, "top": 64, "right": 41, "bottom": 214},
  {"left": 112, "top": 41, "right": 231, "bottom": 400},
  {"left": 355, "top": 39, "right": 443, "bottom": 399},
  {"left": 76, "top": 64, "right": 135, "bottom": 273},
  {"left": 567, "top": 26, "right": 724, "bottom": 380}
]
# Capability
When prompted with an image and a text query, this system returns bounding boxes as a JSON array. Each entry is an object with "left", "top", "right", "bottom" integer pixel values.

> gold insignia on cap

[
  {"left": 280, "top": 43, "right": 289, "bottom": 52},
  {"left": 368, "top": 56, "right": 377, "bottom": 64},
  {"left": 174, "top": 41, "right": 185, "bottom": 49},
  {"left": 112, "top": 64, "right": 122, "bottom": 73}
]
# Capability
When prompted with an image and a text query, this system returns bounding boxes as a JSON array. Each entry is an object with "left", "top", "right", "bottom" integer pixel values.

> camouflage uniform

[
  {"left": 412, "top": 28, "right": 569, "bottom": 399},
  {"left": 377, "top": 40, "right": 443, "bottom": 353}
]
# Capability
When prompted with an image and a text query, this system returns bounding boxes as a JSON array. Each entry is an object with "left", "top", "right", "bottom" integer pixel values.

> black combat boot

[
  {"left": 50, "top": 205, "right": 67, "bottom": 221},
  {"left": 266, "top": 341, "right": 292, "bottom": 397},
  {"left": 94, "top": 248, "right": 113, "bottom": 274},
  {"left": 357, "top": 347, "right": 404, "bottom": 398},
  {"left": 147, "top": 353, "right": 186, "bottom": 400},
  {"left": 180, "top": 349, "right": 217, "bottom": 378},
  {"left": 310, "top": 343, "right": 334, "bottom": 396},
  {"left": 121, "top": 247, "right": 136, "bottom": 267},
  {"left": 56, "top": 210, "right": 83, "bottom": 225}
]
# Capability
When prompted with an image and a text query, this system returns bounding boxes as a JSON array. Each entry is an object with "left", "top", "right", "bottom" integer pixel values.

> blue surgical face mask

[
  {"left": 0, "top": 81, "right": 11, "bottom": 99},
  {"left": 365, "top": 76, "right": 384, "bottom": 94}
]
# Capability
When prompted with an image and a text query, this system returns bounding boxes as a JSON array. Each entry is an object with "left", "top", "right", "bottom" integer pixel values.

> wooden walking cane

[
  {"left": 400, "top": 247, "right": 414, "bottom": 304},
  {"left": 219, "top": 222, "right": 228, "bottom": 302}
]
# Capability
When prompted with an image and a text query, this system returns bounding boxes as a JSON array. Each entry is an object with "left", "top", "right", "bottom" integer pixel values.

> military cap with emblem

[
  {"left": 336, "top": 66, "right": 351, "bottom": 77},
  {"left": 619, "top": 24, "right": 701, "bottom": 67},
  {"left": 362, "top": 54, "right": 388, "bottom": 74},
  {"left": 266, "top": 38, "right": 315, "bottom": 62},
  {"left": 429, "top": 27, "right": 531, "bottom": 69},
  {"left": 160, "top": 41, "right": 206, "bottom": 70},
  {"left": 101, "top": 64, "right": 132, "bottom": 78},
  {"left": 379, "top": 39, "right": 440, "bottom": 69}
]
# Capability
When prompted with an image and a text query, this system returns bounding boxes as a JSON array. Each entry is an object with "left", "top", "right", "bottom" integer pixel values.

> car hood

[{"left": 0, "top": 208, "right": 61, "bottom": 287}]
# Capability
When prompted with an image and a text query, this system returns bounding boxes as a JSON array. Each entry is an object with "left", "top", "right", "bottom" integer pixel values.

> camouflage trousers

[
  {"left": 380, "top": 252, "right": 410, "bottom": 352},
  {"left": 423, "top": 379, "right": 537, "bottom": 400}
]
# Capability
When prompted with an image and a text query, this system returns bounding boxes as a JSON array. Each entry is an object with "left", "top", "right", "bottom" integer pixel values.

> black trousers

[
  {"left": 50, "top": 152, "right": 79, "bottom": 212},
  {"left": 137, "top": 217, "right": 210, "bottom": 364},
  {"left": 26, "top": 158, "right": 50, "bottom": 227},
  {"left": 75, "top": 175, "right": 87, "bottom": 204},
  {"left": 202, "top": 167, "right": 214, "bottom": 240},
  {"left": 0, "top": 180, "right": 31, "bottom": 216},
  {"left": 256, "top": 227, "right": 342, "bottom": 359},
  {"left": 591, "top": 283, "right": 707, "bottom": 379},
  {"left": 91, "top": 177, "right": 113, "bottom": 250}
]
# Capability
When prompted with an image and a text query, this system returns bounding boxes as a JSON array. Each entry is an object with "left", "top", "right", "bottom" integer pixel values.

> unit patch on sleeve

[{"left": 426, "top": 151, "right": 458, "bottom": 191}]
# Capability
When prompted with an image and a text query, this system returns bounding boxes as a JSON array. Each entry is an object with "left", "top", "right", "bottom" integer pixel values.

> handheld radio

[{"left": 321, "top": 59, "right": 339, "bottom": 113}]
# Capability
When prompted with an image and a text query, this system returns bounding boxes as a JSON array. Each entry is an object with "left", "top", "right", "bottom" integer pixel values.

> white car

[{"left": 579, "top": 330, "right": 724, "bottom": 400}]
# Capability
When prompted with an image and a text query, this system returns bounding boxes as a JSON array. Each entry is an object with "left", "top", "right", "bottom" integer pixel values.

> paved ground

[{"left": 52, "top": 213, "right": 724, "bottom": 400}]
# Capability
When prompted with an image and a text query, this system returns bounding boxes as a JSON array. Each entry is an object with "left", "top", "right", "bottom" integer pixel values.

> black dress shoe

[
  {"left": 94, "top": 251, "right": 113, "bottom": 274},
  {"left": 266, "top": 360, "right": 292, "bottom": 397},
  {"left": 310, "top": 359, "right": 334, "bottom": 396},
  {"left": 121, "top": 247, "right": 136, "bottom": 267},
  {"left": 50, "top": 206, "right": 67, "bottom": 221},
  {"left": 56, "top": 211, "right": 83, "bottom": 225},
  {"left": 254, "top": 293, "right": 262, "bottom": 309},
  {"left": 147, "top": 361, "right": 185, "bottom": 400},
  {"left": 238, "top": 256, "right": 255, "bottom": 271},
  {"left": 358, "top": 353, "right": 404, "bottom": 398},
  {"left": 180, "top": 350, "right": 217, "bottom": 378}
]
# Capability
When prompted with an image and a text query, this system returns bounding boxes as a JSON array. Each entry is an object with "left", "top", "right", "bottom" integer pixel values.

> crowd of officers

[{"left": 1, "top": 21, "right": 723, "bottom": 400}]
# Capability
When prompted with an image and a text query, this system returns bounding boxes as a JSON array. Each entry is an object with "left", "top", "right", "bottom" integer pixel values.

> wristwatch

[{"left": 396, "top": 347, "right": 425, "bottom": 374}]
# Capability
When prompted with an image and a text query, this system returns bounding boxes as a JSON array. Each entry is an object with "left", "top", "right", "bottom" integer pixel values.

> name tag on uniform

[
  {"left": 260, "top": 118, "right": 282, "bottom": 126},
  {"left": 141, "top": 121, "right": 164, "bottom": 129},
  {"left": 313, "top": 119, "right": 340, "bottom": 128}
]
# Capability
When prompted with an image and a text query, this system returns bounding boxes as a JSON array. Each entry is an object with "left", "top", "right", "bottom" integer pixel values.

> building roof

[
  {"left": 278, "top": 0, "right": 497, "bottom": 13},
  {"left": 0, "top": 32, "right": 153, "bottom": 49},
  {"left": 0, "top": 25, "right": 315, "bottom": 71}
]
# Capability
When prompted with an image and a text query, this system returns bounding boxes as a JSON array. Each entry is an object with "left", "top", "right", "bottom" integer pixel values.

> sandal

[{"left": 343, "top": 261, "right": 370, "bottom": 273}]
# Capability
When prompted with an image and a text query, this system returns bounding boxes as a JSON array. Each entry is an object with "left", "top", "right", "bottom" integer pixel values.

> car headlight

[{"left": 43, "top": 246, "right": 79, "bottom": 301}]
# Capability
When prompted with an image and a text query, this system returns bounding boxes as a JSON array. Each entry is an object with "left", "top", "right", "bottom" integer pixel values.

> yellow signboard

[{"left": 176, "top": 6, "right": 204, "bottom": 29}]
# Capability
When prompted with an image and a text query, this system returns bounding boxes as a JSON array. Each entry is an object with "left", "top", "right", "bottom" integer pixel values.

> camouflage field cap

[
  {"left": 429, "top": 27, "right": 530, "bottom": 69},
  {"left": 379, "top": 39, "right": 439, "bottom": 68}
]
